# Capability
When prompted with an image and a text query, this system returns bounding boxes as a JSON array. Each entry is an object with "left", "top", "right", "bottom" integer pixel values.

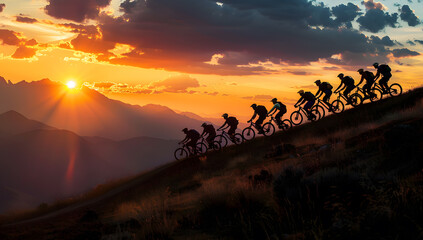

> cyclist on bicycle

[
  {"left": 248, "top": 103, "right": 268, "bottom": 134},
  {"left": 295, "top": 90, "right": 316, "bottom": 120},
  {"left": 200, "top": 122, "right": 216, "bottom": 148},
  {"left": 179, "top": 128, "right": 200, "bottom": 155},
  {"left": 335, "top": 73, "right": 355, "bottom": 105},
  {"left": 267, "top": 98, "right": 287, "bottom": 129},
  {"left": 314, "top": 80, "right": 333, "bottom": 110},
  {"left": 373, "top": 62, "right": 392, "bottom": 94},
  {"left": 357, "top": 69, "right": 377, "bottom": 99},
  {"left": 218, "top": 113, "right": 239, "bottom": 141}
]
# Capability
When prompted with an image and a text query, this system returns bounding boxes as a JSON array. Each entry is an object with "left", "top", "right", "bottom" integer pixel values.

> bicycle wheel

[
  {"left": 215, "top": 134, "right": 228, "bottom": 148},
  {"left": 331, "top": 100, "right": 344, "bottom": 114},
  {"left": 389, "top": 83, "right": 402, "bottom": 97},
  {"left": 290, "top": 111, "right": 303, "bottom": 126},
  {"left": 262, "top": 122, "right": 275, "bottom": 136},
  {"left": 242, "top": 127, "right": 255, "bottom": 141},
  {"left": 196, "top": 142, "right": 208, "bottom": 154},
  {"left": 310, "top": 107, "right": 321, "bottom": 121},
  {"left": 312, "top": 105, "right": 325, "bottom": 119},
  {"left": 233, "top": 133, "right": 244, "bottom": 144},
  {"left": 280, "top": 119, "right": 292, "bottom": 131},
  {"left": 350, "top": 93, "right": 362, "bottom": 107},
  {"left": 370, "top": 88, "right": 382, "bottom": 102},
  {"left": 211, "top": 141, "right": 221, "bottom": 151},
  {"left": 174, "top": 148, "right": 188, "bottom": 161}
]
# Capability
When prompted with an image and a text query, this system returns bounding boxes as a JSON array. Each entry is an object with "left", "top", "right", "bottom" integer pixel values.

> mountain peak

[{"left": 0, "top": 110, "right": 28, "bottom": 121}]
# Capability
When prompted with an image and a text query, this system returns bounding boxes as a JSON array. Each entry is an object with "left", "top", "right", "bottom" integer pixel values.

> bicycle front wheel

[
  {"left": 370, "top": 88, "right": 382, "bottom": 102},
  {"left": 262, "top": 122, "right": 275, "bottom": 136},
  {"left": 350, "top": 93, "right": 362, "bottom": 107},
  {"left": 389, "top": 83, "right": 402, "bottom": 97},
  {"left": 331, "top": 100, "right": 344, "bottom": 114},
  {"left": 233, "top": 133, "right": 244, "bottom": 144},
  {"left": 242, "top": 127, "right": 255, "bottom": 141},
  {"left": 196, "top": 142, "right": 208, "bottom": 154},
  {"left": 174, "top": 148, "right": 188, "bottom": 161},
  {"left": 280, "top": 119, "right": 292, "bottom": 131},
  {"left": 215, "top": 134, "right": 228, "bottom": 148},
  {"left": 290, "top": 111, "right": 303, "bottom": 125}
]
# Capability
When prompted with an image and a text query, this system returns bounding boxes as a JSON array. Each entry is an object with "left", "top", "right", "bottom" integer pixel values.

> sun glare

[{"left": 67, "top": 81, "right": 77, "bottom": 89}]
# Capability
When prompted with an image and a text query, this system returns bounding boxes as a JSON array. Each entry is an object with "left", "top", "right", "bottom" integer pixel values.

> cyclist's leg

[
  {"left": 275, "top": 111, "right": 283, "bottom": 126},
  {"left": 344, "top": 86, "right": 353, "bottom": 103},
  {"left": 256, "top": 115, "right": 265, "bottom": 133},
  {"left": 228, "top": 125, "right": 237, "bottom": 141},
  {"left": 304, "top": 100, "right": 315, "bottom": 119},
  {"left": 379, "top": 74, "right": 391, "bottom": 93},
  {"left": 207, "top": 134, "right": 215, "bottom": 148}
]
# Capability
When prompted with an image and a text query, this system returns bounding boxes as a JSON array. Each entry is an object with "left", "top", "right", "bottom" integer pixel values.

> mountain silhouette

[
  {"left": 0, "top": 110, "right": 178, "bottom": 213},
  {"left": 0, "top": 77, "right": 203, "bottom": 140}
]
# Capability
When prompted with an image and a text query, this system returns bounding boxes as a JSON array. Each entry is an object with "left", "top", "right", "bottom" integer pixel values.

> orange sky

[{"left": 0, "top": 0, "right": 422, "bottom": 121}]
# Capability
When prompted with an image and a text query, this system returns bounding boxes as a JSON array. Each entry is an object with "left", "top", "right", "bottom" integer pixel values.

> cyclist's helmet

[
  {"left": 201, "top": 122, "right": 207, "bottom": 127},
  {"left": 271, "top": 98, "right": 277, "bottom": 103},
  {"left": 357, "top": 69, "right": 364, "bottom": 74},
  {"left": 298, "top": 90, "right": 305, "bottom": 94},
  {"left": 250, "top": 103, "right": 257, "bottom": 108},
  {"left": 373, "top": 62, "right": 379, "bottom": 68},
  {"left": 182, "top": 128, "right": 188, "bottom": 132},
  {"left": 222, "top": 113, "right": 228, "bottom": 118},
  {"left": 337, "top": 73, "right": 344, "bottom": 78},
  {"left": 314, "top": 80, "right": 321, "bottom": 84}
]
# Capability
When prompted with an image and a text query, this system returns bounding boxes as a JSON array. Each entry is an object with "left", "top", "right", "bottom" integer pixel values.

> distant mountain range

[
  {"left": 0, "top": 76, "right": 203, "bottom": 140},
  {"left": 0, "top": 110, "right": 178, "bottom": 213}
]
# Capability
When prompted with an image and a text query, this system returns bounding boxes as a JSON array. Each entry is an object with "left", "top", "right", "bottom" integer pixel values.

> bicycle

[
  {"left": 372, "top": 82, "right": 402, "bottom": 97},
  {"left": 199, "top": 136, "right": 221, "bottom": 151},
  {"left": 354, "top": 86, "right": 381, "bottom": 103},
  {"left": 262, "top": 114, "right": 292, "bottom": 136},
  {"left": 215, "top": 129, "right": 243, "bottom": 148},
  {"left": 310, "top": 98, "right": 336, "bottom": 120},
  {"left": 242, "top": 120, "right": 270, "bottom": 140},
  {"left": 174, "top": 142, "right": 205, "bottom": 161},
  {"left": 290, "top": 105, "right": 321, "bottom": 126},
  {"left": 331, "top": 90, "right": 363, "bottom": 114}
]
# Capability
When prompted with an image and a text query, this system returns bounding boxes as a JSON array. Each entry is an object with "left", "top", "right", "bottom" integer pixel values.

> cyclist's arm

[
  {"left": 179, "top": 135, "right": 188, "bottom": 144},
  {"left": 315, "top": 90, "right": 322, "bottom": 99},
  {"left": 295, "top": 97, "right": 305, "bottom": 107},
  {"left": 218, "top": 122, "right": 227, "bottom": 130},
  {"left": 268, "top": 105, "right": 276, "bottom": 115},
  {"left": 356, "top": 76, "right": 364, "bottom": 86},
  {"left": 248, "top": 112, "right": 257, "bottom": 122},
  {"left": 334, "top": 83, "right": 343, "bottom": 93},
  {"left": 374, "top": 70, "right": 380, "bottom": 81}
]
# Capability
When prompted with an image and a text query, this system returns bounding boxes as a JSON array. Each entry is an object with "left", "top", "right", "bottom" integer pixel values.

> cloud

[
  {"left": 361, "top": 0, "right": 386, "bottom": 10},
  {"left": 15, "top": 15, "right": 38, "bottom": 23},
  {"left": 253, "top": 94, "right": 273, "bottom": 101},
  {"left": 332, "top": 3, "right": 361, "bottom": 28},
  {"left": 0, "top": 29, "right": 21, "bottom": 45},
  {"left": 357, "top": 9, "right": 398, "bottom": 33},
  {"left": 45, "top": 0, "right": 111, "bottom": 22},
  {"left": 407, "top": 40, "right": 416, "bottom": 46},
  {"left": 0, "top": 3, "right": 5, "bottom": 13},
  {"left": 369, "top": 36, "right": 396, "bottom": 46},
  {"left": 70, "top": 34, "right": 115, "bottom": 54},
  {"left": 392, "top": 48, "right": 420, "bottom": 58},
  {"left": 11, "top": 46, "right": 37, "bottom": 59},
  {"left": 399, "top": 5, "right": 421, "bottom": 27},
  {"left": 94, "top": 82, "right": 116, "bottom": 88},
  {"left": 415, "top": 40, "right": 423, "bottom": 45},
  {"left": 149, "top": 75, "right": 200, "bottom": 93},
  {"left": 287, "top": 71, "right": 313, "bottom": 76}
]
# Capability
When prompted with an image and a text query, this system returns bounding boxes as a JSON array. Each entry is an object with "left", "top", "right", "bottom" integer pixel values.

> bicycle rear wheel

[
  {"left": 310, "top": 107, "right": 321, "bottom": 121},
  {"left": 215, "top": 134, "right": 228, "bottom": 148},
  {"left": 211, "top": 141, "right": 221, "bottom": 151},
  {"left": 290, "top": 111, "right": 303, "bottom": 125},
  {"left": 174, "top": 148, "right": 188, "bottom": 161},
  {"left": 262, "top": 122, "right": 275, "bottom": 136},
  {"left": 242, "top": 127, "right": 255, "bottom": 141},
  {"left": 331, "top": 100, "right": 344, "bottom": 114},
  {"left": 389, "top": 83, "right": 402, "bottom": 97},
  {"left": 370, "top": 88, "right": 382, "bottom": 102},
  {"left": 196, "top": 142, "right": 208, "bottom": 154},
  {"left": 311, "top": 105, "right": 325, "bottom": 119}
]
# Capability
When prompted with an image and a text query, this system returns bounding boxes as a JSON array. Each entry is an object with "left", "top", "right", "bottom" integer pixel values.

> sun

[{"left": 66, "top": 81, "right": 77, "bottom": 89}]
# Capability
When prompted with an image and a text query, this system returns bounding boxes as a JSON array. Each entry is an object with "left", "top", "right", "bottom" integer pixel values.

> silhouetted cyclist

[
  {"left": 373, "top": 62, "right": 392, "bottom": 94},
  {"left": 200, "top": 122, "right": 216, "bottom": 148},
  {"left": 267, "top": 98, "right": 287, "bottom": 129},
  {"left": 357, "top": 69, "right": 377, "bottom": 99},
  {"left": 295, "top": 90, "right": 316, "bottom": 120},
  {"left": 314, "top": 80, "right": 333, "bottom": 110},
  {"left": 179, "top": 128, "right": 200, "bottom": 155},
  {"left": 335, "top": 73, "right": 355, "bottom": 105},
  {"left": 248, "top": 103, "right": 268, "bottom": 134},
  {"left": 218, "top": 113, "right": 239, "bottom": 140}
]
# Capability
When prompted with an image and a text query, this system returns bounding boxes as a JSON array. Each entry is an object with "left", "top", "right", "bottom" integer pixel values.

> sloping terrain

[{"left": 0, "top": 87, "right": 422, "bottom": 240}]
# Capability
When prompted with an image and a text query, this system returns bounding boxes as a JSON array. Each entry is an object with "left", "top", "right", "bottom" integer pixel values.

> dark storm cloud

[
  {"left": 369, "top": 36, "right": 396, "bottom": 46},
  {"left": 16, "top": 15, "right": 38, "bottom": 23},
  {"left": 399, "top": 5, "right": 421, "bottom": 27},
  {"left": 407, "top": 40, "right": 416, "bottom": 45},
  {"left": 392, "top": 48, "right": 420, "bottom": 58},
  {"left": 415, "top": 40, "right": 423, "bottom": 45},
  {"left": 332, "top": 3, "right": 361, "bottom": 27},
  {"left": 45, "top": 0, "right": 111, "bottom": 22},
  {"left": 0, "top": 3, "right": 5, "bottom": 13},
  {"left": 357, "top": 9, "right": 398, "bottom": 33}
]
